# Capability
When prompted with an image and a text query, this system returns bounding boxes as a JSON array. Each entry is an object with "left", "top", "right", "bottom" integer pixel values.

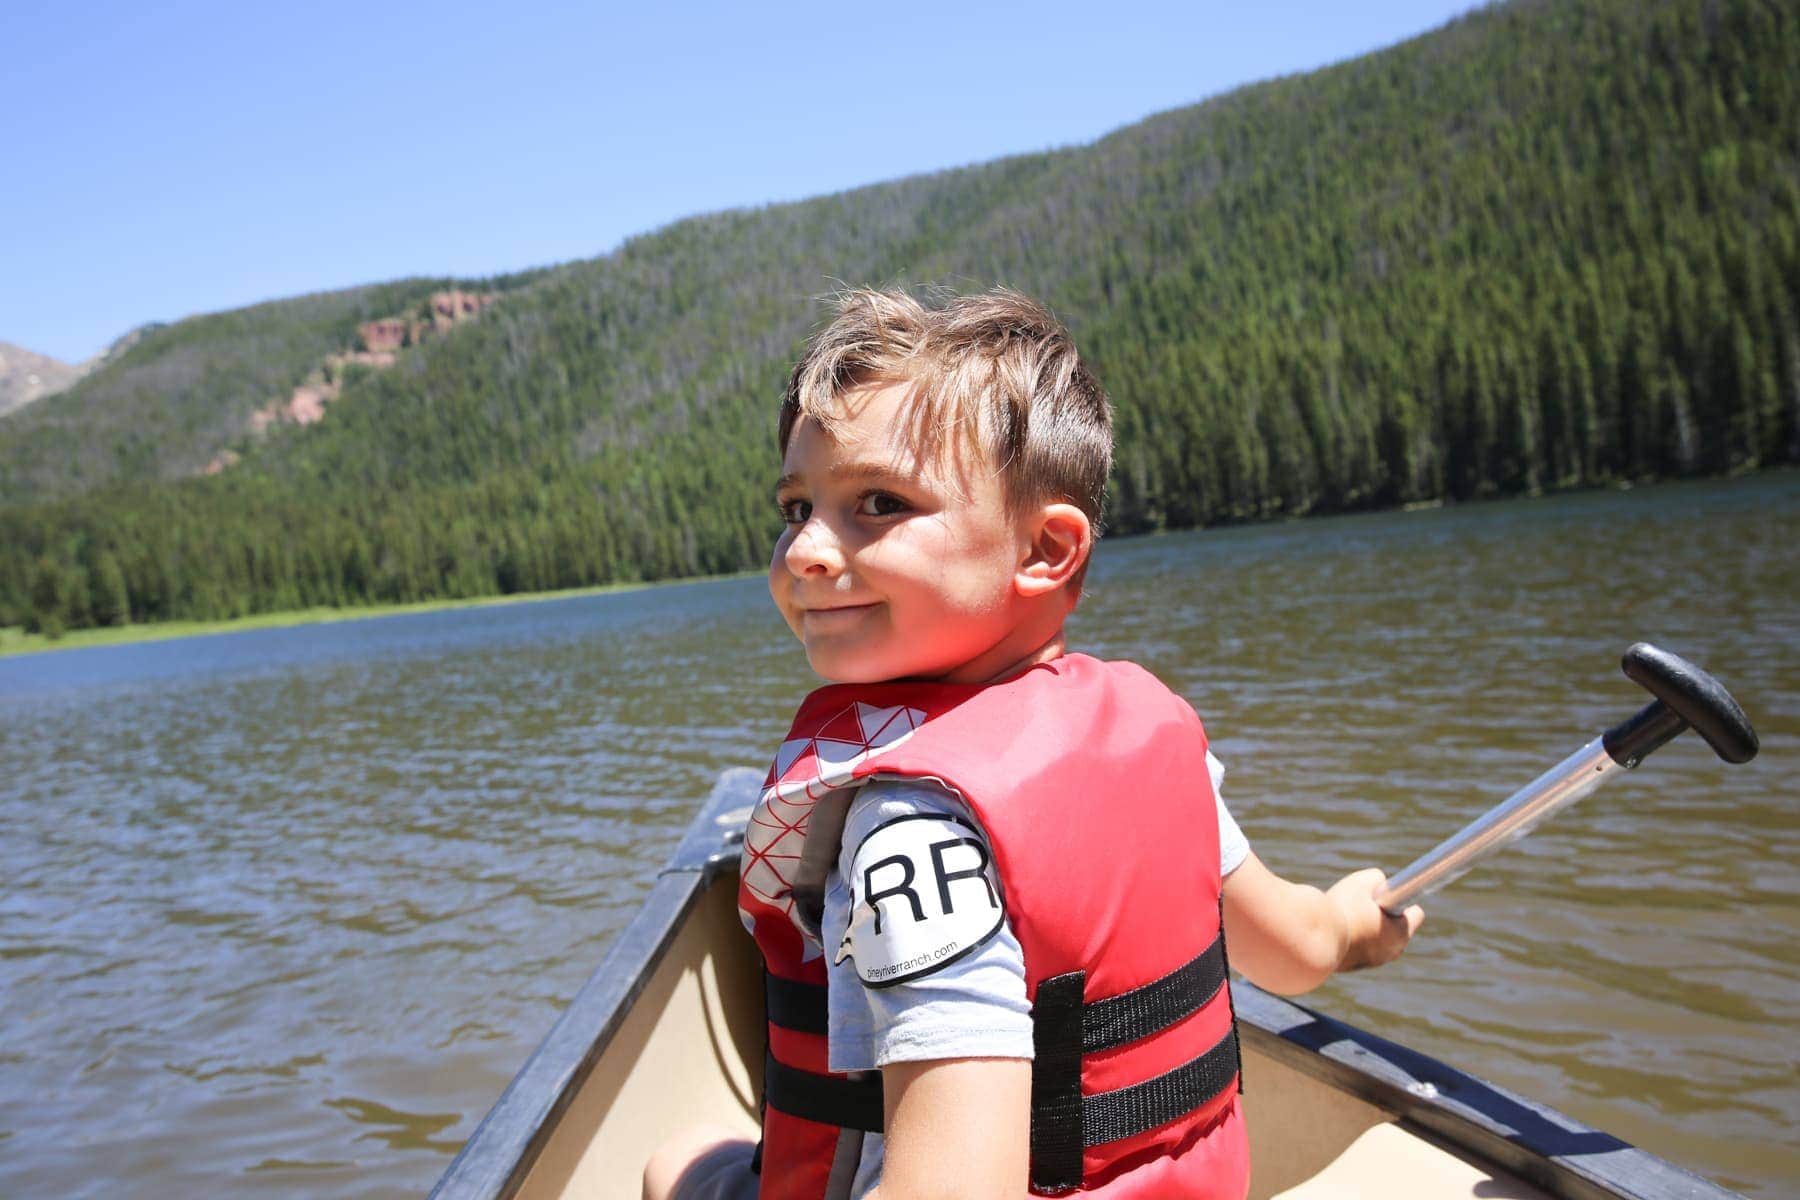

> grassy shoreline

[{"left": 0, "top": 571, "right": 762, "bottom": 659}]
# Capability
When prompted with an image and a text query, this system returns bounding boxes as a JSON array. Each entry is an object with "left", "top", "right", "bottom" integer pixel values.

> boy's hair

[{"left": 779, "top": 287, "right": 1113, "bottom": 530}]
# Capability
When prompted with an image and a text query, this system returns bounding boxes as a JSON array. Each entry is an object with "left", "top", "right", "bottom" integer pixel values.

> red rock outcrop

[
  {"left": 429, "top": 289, "right": 497, "bottom": 331},
  {"left": 356, "top": 294, "right": 494, "bottom": 350},
  {"left": 214, "top": 290, "right": 501, "bottom": 474},
  {"left": 248, "top": 382, "right": 336, "bottom": 434},
  {"left": 359, "top": 319, "right": 409, "bottom": 352}
]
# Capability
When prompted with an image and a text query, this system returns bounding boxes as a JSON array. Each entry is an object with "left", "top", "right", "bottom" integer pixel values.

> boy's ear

[{"left": 1016, "top": 503, "right": 1092, "bottom": 598}]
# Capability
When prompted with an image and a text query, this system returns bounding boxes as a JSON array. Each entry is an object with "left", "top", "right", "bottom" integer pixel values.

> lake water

[{"left": 1, "top": 473, "right": 1795, "bottom": 1198}]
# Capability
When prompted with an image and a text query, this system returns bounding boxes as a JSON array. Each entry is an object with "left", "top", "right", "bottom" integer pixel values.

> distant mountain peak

[{"left": 0, "top": 342, "right": 82, "bottom": 417}]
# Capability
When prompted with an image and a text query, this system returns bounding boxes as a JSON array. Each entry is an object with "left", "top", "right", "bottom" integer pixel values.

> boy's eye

[
  {"left": 855, "top": 492, "right": 909, "bottom": 517},
  {"left": 778, "top": 498, "right": 812, "bottom": 526}
]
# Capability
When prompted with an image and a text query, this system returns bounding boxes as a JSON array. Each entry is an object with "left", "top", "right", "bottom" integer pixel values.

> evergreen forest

[{"left": 3, "top": 0, "right": 1795, "bottom": 636}]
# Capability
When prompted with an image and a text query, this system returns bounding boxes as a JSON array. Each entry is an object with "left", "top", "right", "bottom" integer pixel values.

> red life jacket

[{"left": 737, "top": 654, "right": 1249, "bottom": 1199}]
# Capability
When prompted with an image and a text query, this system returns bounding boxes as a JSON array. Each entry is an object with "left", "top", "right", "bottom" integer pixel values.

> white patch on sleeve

[{"left": 834, "top": 812, "right": 1006, "bottom": 988}]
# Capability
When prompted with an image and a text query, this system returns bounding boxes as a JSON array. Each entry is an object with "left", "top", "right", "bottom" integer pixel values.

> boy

[{"left": 646, "top": 288, "right": 1423, "bottom": 1200}]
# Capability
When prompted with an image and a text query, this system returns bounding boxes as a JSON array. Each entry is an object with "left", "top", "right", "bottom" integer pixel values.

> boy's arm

[
  {"left": 869, "top": 1056, "right": 1031, "bottom": 1200},
  {"left": 829, "top": 778, "right": 1035, "bottom": 1198},
  {"left": 1220, "top": 851, "right": 1423, "bottom": 995}
]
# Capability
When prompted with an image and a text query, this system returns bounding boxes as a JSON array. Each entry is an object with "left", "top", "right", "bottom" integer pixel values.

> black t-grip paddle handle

[
  {"left": 1378, "top": 643, "right": 1758, "bottom": 913},
  {"left": 1601, "top": 643, "right": 1759, "bottom": 768}
]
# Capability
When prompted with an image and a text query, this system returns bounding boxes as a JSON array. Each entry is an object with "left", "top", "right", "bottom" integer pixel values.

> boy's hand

[
  {"left": 1221, "top": 854, "right": 1424, "bottom": 994},
  {"left": 1326, "top": 868, "right": 1424, "bottom": 971}
]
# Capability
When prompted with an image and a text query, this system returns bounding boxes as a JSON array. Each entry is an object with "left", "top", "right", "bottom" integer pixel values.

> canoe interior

[
  {"left": 513, "top": 869, "right": 1550, "bottom": 1200},
  {"left": 519, "top": 873, "right": 764, "bottom": 1198},
  {"left": 434, "top": 773, "right": 1736, "bottom": 1200}
]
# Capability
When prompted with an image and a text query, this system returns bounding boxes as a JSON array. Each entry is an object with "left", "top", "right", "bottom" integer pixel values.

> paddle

[{"left": 1374, "top": 642, "right": 1759, "bottom": 914}]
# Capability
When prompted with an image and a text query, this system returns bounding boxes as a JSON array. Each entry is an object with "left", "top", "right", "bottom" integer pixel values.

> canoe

[{"left": 431, "top": 769, "right": 1740, "bottom": 1200}]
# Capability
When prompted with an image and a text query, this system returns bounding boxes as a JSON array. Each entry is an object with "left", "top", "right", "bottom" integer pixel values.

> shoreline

[
  {"left": 0, "top": 571, "right": 763, "bottom": 659},
  {"left": 6, "top": 468, "right": 1792, "bottom": 661}
]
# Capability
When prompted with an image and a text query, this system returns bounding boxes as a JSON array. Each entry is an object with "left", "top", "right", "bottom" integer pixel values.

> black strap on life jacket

[
  {"left": 1029, "top": 932, "right": 1239, "bottom": 1195},
  {"left": 761, "top": 931, "right": 1238, "bottom": 1191},
  {"left": 766, "top": 970, "right": 830, "bottom": 1035},
  {"left": 763, "top": 973, "right": 885, "bottom": 1132},
  {"left": 763, "top": 1048, "right": 886, "bottom": 1132}
]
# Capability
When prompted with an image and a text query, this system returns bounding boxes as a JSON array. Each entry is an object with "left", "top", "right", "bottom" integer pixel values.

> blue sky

[{"left": 4, "top": 0, "right": 1479, "bottom": 363}]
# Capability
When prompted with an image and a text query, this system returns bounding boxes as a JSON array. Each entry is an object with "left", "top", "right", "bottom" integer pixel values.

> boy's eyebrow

[{"left": 775, "top": 461, "right": 920, "bottom": 492}]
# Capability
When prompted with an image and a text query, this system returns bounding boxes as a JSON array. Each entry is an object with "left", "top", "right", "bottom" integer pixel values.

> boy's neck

[{"left": 932, "top": 622, "right": 1069, "bottom": 686}]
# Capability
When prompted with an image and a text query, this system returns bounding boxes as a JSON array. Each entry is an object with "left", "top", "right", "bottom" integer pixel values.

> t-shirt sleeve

[
  {"left": 823, "top": 777, "right": 1033, "bottom": 1073},
  {"left": 1210, "top": 750, "right": 1250, "bottom": 877}
]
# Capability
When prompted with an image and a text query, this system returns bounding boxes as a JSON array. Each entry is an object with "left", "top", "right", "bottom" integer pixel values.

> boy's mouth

[{"left": 801, "top": 602, "right": 879, "bottom": 629}]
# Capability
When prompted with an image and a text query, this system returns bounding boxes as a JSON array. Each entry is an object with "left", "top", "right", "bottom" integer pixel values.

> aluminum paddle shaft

[{"left": 1375, "top": 643, "right": 1758, "bottom": 915}]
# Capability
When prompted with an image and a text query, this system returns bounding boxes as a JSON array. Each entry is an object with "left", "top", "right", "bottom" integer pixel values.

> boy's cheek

[
  {"left": 767, "top": 536, "right": 795, "bottom": 606},
  {"left": 770, "top": 596, "right": 803, "bottom": 640},
  {"left": 768, "top": 529, "right": 794, "bottom": 573}
]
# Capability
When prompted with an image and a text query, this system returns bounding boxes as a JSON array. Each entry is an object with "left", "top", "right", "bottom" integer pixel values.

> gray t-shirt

[{"left": 821, "top": 753, "right": 1247, "bottom": 1197}]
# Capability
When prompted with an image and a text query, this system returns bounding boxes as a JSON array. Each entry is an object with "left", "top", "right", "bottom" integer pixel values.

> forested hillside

[
  {"left": 3, "top": 0, "right": 1795, "bottom": 635},
  {"left": 0, "top": 275, "right": 551, "bottom": 500}
]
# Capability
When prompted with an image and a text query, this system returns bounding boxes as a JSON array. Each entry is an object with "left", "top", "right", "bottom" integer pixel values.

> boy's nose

[{"left": 784, "top": 517, "right": 845, "bottom": 576}]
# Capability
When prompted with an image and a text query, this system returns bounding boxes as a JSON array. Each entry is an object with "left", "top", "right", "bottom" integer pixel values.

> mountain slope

[
  {"left": 0, "top": 275, "right": 546, "bottom": 499},
  {"left": 2, "top": 0, "right": 1795, "bottom": 633}
]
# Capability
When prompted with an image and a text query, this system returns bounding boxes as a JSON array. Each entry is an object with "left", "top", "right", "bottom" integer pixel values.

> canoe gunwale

[
  {"left": 431, "top": 769, "right": 1743, "bottom": 1200},
  {"left": 429, "top": 768, "right": 762, "bottom": 1200},
  {"left": 1235, "top": 987, "right": 1739, "bottom": 1200}
]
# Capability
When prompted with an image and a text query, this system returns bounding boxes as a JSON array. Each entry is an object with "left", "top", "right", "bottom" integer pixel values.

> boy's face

[{"left": 770, "top": 378, "right": 1035, "bottom": 684}]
